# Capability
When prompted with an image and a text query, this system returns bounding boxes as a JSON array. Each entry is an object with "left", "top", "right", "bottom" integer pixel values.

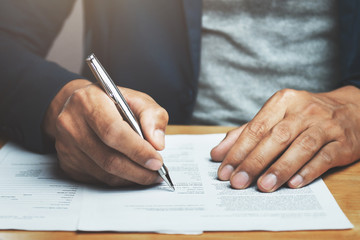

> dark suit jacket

[{"left": 0, "top": 0, "right": 359, "bottom": 152}]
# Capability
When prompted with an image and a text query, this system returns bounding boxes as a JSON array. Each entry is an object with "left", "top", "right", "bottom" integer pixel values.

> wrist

[{"left": 324, "top": 85, "right": 360, "bottom": 106}]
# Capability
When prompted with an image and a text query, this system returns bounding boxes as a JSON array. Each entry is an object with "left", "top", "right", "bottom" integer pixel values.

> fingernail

[
  {"left": 289, "top": 174, "right": 304, "bottom": 188},
  {"left": 145, "top": 159, "right": 162, "bottom": 171},
  {"left": 260, "top": 173, "right": 277, "bottom": 191},
  {"left": 231, "top": 171, "right": 249, "bottom": 189},
  {"left": 154, "top": 129, "right": 165, "bottom": 149},
  {"left": 218, "top": 165, "right": 234, "bottom": 180}
]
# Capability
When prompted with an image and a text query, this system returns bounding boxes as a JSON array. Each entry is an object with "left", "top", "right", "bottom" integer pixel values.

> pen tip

[
  {"left": 167, "top": 176, "right": 175, "bottom": 191},
  {"left": 165, "top": 177, "right": 175, "bottom": 192},
  {"left": 159, "top": 165, "right": 175, "bottom": 191}
]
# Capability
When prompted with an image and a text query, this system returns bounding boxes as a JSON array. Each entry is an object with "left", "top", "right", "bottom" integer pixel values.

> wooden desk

[{"left": 0, "top": 125, "right": 359, "bottom": 240}]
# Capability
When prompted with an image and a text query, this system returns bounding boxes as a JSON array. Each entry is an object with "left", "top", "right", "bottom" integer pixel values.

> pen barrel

[
  {"left": 86, "top": 53, "right": 173, "bottom": 191},
  {"left": 86, "top": 53, "right": 143, "bottom": 138},
  {"left": 114, "top": 104, "right": 143, "bottom": 138}
]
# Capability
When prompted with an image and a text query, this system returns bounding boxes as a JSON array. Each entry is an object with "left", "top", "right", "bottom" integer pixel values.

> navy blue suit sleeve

[
  {"left": 339, "top": 0, "right": 360, "bottom": 88},
  {"left": 0, "top": 0, "right": 83, "bottom": 152}
]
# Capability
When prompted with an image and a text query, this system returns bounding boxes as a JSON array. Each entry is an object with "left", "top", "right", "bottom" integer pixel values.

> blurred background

[{"left": 46, "top": 0, "right": 83, "bottom": 74}]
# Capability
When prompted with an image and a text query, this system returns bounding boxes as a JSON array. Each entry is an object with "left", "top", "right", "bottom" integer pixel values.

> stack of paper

[{"left": 0, "top": 134, "right": 353, "bottom": 233}]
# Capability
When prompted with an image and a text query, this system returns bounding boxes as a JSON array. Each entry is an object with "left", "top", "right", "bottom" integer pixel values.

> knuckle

[
  {"left": 333, "top": 124, "right": 345, "bottom": 138},
  {"left": 275, "top": 161, "right": 293, "bottom": 177},
  {"left": 224, "top": 148, "right": 245, "bottom": 165},
  {"left": 224, "top": 155, "right": 241, "bottom": 166},
  {"left": 303, "top": 102, "right": 323, "bottom": 116},
  {"left": 319, "top": 149, "right": 334, "bottom": 166},
  {"left": 70, "top": 88, "right": 96, "bottom": 115},
  {"left": 274, "top": 88, "right": 299, "bottom": 102},
  {"left": 247, "top": 121, "right": 267, "bottom": 142},
  {"left": 153, "top": 107, "right": 169, "bottom": 124},
  {"left": 271, "top": 124, "right": 291, "bottom": 145},
  {"left": 323, "top": 119, "right": 342, "bottom": 137},
  {"left": 251, "top": 153, "right": 267, "bottom": 170},
  {"left": 55, "top": 113, "right": 70, "bottom": 132},
  {"left": 302, "top": 102, "right": 334, "bottom": 118},
  {"left": 277, "top": 88, "right": 297, "bottom": 97},
  {"left": 69, "top": 88, "right": 88, "bottom": 106},
  {"left": 297, "top": 135, "right": 318, "bottom": 155}
]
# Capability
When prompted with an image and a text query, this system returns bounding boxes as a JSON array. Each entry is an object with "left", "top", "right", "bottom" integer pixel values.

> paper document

[
  {"left": 0, "top": 134, "right": 353, "bottom": 232},
  {"left": 0, "top": 144, "right": 82, "bottom": 230}
]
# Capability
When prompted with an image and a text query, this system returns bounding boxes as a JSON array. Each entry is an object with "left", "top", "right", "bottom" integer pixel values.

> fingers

[
  {"left": 217, "top": 90, "right": 293, "bottom": 181},
  {"left": 217, "top": 121, "right": 269, "bottom": 180},
  {"left": 229, "top": 116, "right": 306, "bottom": 190},
  {"left": 256, "top": 125, "right": 330, "bottom": 192},
  {"left": 71, "top": 85, "right": 164, "bottom": 171},
  {"left": 211, "top": 125, "right": 247, "bottom": 162},
  {"left": 121, "top": 87, "right": 169, "bottom": 150},
  {"left": 56, "top": 108, "right": 162, "bottom": 186},
  {"left": 54, "top": 84, "right": 166, "bottom": 186},
  {"left": 82, "top": 131, "right": 162, "bottom": 185},
  {"left": 56, "top": 140, "right": 142, "bottom": 187},
  {"left": 216, "top": 88, "right": 360, "bottom": 192},
  {"left": 287, "top": 141, "right": 346, "bottom": 189}
]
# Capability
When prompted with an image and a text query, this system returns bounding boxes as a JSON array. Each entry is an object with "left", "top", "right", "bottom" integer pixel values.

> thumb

[{"left": 120, "top": 87, "right": 168, "bottom": 150}]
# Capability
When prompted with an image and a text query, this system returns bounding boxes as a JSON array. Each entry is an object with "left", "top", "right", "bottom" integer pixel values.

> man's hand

[
  {"left": 211, "top": 86, "right": 360, "bottom": 192},
  {"left": 43, "top": 79, "right": 169, "bottom": 186}
]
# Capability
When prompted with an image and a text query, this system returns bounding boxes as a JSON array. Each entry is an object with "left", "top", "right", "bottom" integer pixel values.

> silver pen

[{"left": 86, "top": 53, "right": 175, "bottom": 191}]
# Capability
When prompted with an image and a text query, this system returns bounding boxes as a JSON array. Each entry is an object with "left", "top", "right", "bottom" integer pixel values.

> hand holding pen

[
  {"left": 86, "top": 53, "right": 175, "bottom": 190},
  {"left": 42, "top": 55, "right": 171, "bottom": 188}
]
